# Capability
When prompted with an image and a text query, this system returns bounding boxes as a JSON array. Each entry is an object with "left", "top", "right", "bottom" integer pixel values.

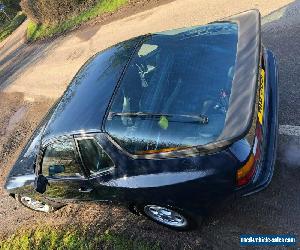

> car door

[
  {"left": 74, "top": 135, "right": 119, "bottom": 202},
  {"left": 41, "top": 136, "right": 96, "bottom": 201}
]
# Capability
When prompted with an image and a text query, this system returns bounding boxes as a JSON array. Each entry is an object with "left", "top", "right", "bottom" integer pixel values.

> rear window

[{"left": 105, "top": 22, "right": 238, "bottom": 154}]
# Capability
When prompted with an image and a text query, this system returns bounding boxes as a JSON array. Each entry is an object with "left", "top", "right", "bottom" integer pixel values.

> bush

[
  {"left": 20, "top": 0, "right": 99, "bottom": 24},
  {"left": 0, "top": 0, "right": 22, "bottom": 17},
  {"left": 26, "top": 0, "right": 128, "bottom": 41}
]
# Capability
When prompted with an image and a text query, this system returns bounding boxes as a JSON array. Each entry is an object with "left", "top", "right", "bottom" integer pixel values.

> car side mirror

[
  {"left": 48, "top": 165, "right": 65, "bottom": 177},
  {"left": 34, "top": 175, "right": 49, "bottom": 194}
]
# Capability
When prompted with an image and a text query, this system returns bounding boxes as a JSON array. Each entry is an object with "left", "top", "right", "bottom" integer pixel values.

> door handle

[{"left": 78, "top": 187, "right": 93, "bottom": 193}]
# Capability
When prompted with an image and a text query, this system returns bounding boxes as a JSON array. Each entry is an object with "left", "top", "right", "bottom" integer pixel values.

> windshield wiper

[{"left": 108, "top": 112, "right": 209, "bottom": 124}]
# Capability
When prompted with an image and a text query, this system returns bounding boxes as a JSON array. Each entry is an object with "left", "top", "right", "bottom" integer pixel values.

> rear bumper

[{"left": 237, "top": 49, "right": 278, "bottom": 196}]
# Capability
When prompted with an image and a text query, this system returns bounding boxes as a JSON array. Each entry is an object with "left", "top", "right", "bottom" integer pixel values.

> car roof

[
  {"left": 41, "top": 10, "right": 260, "bottom": 151},
  {"left": 41, "top": 37, "right": 142, "bottom": 143}
]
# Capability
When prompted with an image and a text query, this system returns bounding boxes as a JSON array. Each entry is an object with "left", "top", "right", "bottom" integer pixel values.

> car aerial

[{"left": 4, "top": 9, "right": 278, "bottom": 230}]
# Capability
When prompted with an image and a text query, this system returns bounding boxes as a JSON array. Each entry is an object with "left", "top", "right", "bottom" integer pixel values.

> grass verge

[
  {"left": 27, "top": 0, "right": 128, "bottom": 41},
  {"left": 0, "top": 226, "right": 160, "bottom": 250},
  {"left": 0, "top": 12, "right": 26, "bottom": 43}
]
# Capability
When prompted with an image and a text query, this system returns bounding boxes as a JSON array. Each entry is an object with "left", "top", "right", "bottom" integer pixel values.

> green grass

[
  {"left": 27, "top": 0, "right": 128, "bottom": 41},
  {"left": 0, "top": 12, "right": 26, "bottom": 43},
  {"left": 0, "top": 226, "right": 160, "bottom": 250}
]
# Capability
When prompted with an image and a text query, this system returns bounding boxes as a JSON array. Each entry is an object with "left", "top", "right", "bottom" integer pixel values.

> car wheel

[
  {"left": 16, "top": 194, "right": 55, "bottom": 213},
  {"left": 142, "top": 205, "right": 196, "bottom": 230}
]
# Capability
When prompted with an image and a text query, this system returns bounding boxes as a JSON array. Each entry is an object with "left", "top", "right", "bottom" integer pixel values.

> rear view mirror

[{"left": 48, "top": 165, "right": 65, "bottom": 177}]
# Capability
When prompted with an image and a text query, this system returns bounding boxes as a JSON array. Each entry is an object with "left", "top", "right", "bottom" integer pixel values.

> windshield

[{"left": 105, "top": 22, "right": 238, "bottom": 155}]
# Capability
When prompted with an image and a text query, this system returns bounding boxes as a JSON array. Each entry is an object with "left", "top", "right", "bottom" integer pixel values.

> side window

[
  {"left": 77, "top": 138, "right": 114, "bottom": 175},
  {"left": 42, "top": 138, "right": 83, "bottom": 178}
]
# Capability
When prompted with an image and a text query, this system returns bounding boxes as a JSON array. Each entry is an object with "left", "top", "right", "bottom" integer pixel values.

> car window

[
  {"left": 77, "top": 138, "right": 114, "bottom": 175},
  {"left": 42, "top": 138, "right": 84, "bottom": 178},
  {"left": 105, "top": 22, "right": 238, "bottom": 154}
]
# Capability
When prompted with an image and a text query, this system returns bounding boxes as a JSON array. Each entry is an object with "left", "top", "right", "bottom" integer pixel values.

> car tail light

[
  {"left": 236, "top": 154, "right": 256, "bottom": 186},
  {"left": 235, "top": 63, "right": 265, "bottom": 187},
  {"left": 236, "top": 133, "right": 261, "bottom": 187}
]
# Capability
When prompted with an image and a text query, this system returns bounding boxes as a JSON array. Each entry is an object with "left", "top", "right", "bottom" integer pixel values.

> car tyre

[{"left": 141, "top": 204, "right": 198, "bottom": 231}]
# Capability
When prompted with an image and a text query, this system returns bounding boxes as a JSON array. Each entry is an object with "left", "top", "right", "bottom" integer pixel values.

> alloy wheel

[
  {"left": 19, "top": 196, "right": 53, "bottom": 213},
  {"left": 144, "top": 205, "right": 188, "bottom": 228}
]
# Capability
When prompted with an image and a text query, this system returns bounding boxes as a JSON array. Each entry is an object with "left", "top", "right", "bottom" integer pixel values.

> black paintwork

[{"left": 4, "top": 10, "right": 278, "bottom": 218}]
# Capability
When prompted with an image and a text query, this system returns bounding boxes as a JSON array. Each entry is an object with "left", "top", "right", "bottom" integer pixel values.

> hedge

[
  {"left": 1, "top": 0, "right": 21, "bottom": 13},
  {"left": 20, "top": 0, "right": 99, "bottom": 24}
]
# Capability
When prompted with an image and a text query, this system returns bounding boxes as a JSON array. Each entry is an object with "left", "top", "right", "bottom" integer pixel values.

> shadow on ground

[{"left": 0, "top": 40, "right": 57, "bottom": 90}]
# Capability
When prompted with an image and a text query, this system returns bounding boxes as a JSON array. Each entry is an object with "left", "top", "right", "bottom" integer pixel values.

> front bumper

[{"left": 238, "top": 48, "right": 278, "bottom": 196}]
